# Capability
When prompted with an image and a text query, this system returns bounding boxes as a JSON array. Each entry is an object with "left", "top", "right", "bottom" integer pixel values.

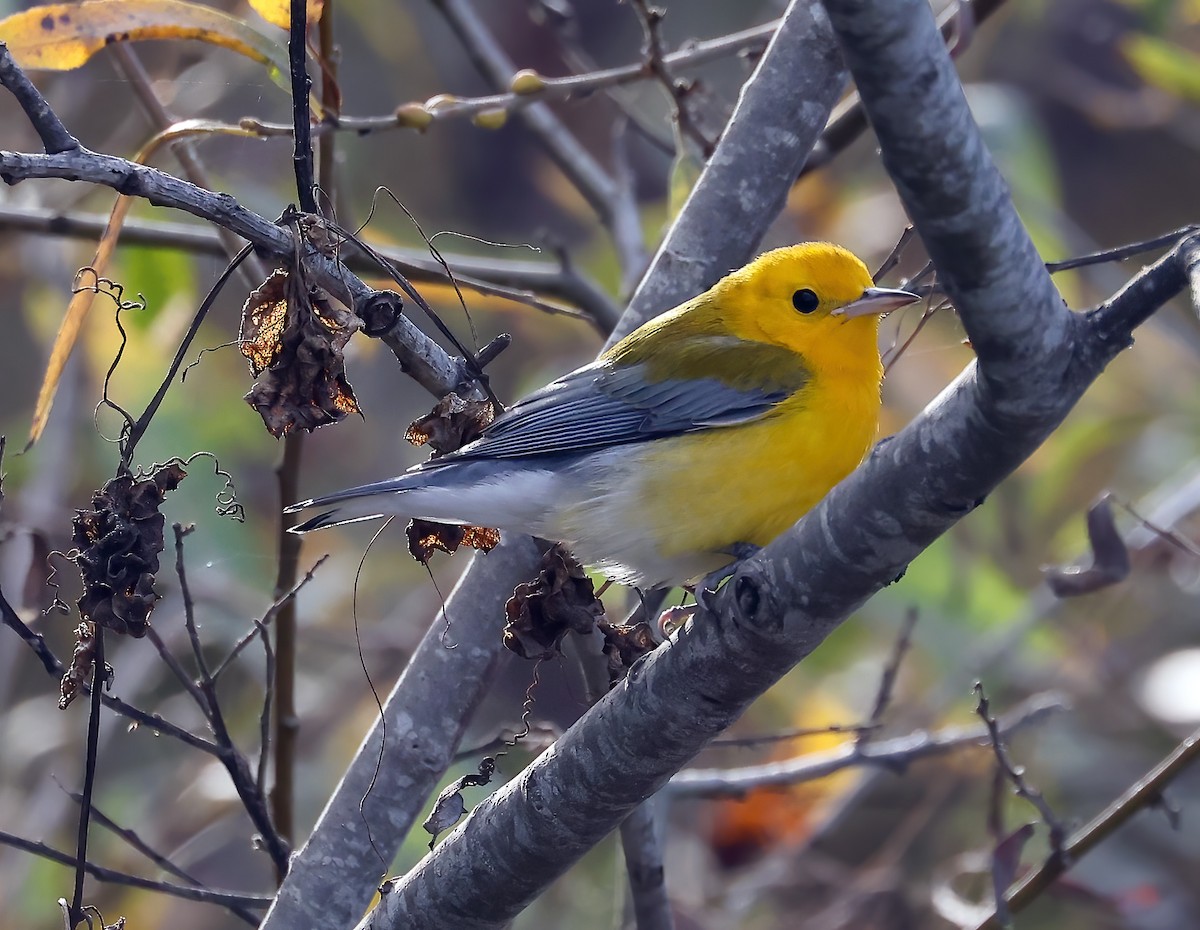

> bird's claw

[{"left": 694, "top": 542, "right": 762, "bottom": 612}]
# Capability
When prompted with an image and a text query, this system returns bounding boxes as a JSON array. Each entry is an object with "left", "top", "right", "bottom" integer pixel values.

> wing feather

[{"left": 443, "top": 339, "right": 809, "bottom": 461}]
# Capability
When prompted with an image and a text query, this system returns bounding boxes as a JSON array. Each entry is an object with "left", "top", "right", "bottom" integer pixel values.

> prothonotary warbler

[{"left": 287, "top": 243, "right": 919, "bottom": 589}]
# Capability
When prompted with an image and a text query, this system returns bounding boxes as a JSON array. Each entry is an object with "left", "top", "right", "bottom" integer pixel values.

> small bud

[
  {"left": 394, "top": 102, "right": 433, "bottom": 130},
  {"left": 509, "top": 69, "right": 546, "bottom": 95},
  {"left": 471, "top": 108, "right": 508, "bottom": 130},
  {"left": 424, "top": 93, "right": 459, "bottom": 111}
]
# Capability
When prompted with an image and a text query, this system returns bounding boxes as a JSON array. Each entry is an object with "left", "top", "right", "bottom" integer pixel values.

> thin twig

[
  {"left": 144, "top": 626, "right": 209, "bottom": 714},
  {"left": 254, "top": 604, "right": 278, "bottom": 798},
  {"left": 973, "top": 683, "right": 1067, "bottom": 855},
  {"left": 172, "top": 525, "right": 291, "bottom": 873},
  {"left": 0, "top": 40, "right": 79, "bottom": 153},
  {"left": 0, "top": 830, "right": 272, "bottom": 910},
  {"left": 860, "top": 608, "right": 918, "bottom": 740},
  {"left": 1046, "top": 224, "right": 1200, "bottom": 273},
  {"left": 711, "top": 721, "right": 880, "bottom": 749},
  {"left": 60, "top": 785, "right": 260, "bottom": 925},
  {"left": 972, "top": 724, "right": 1200, "bottom": 930},
  {"left": 68, "top": 627, "right": 106, "bottom": 927},
  {"left": 242, "top": 17, "right": 782, "bottom": 135},
  {"left": 627, "top": 0, "right": 715, "bottom": 158},
  {"left": 211, "top": 556, "right": 328, "bottom": 681},
  {"left": 173, "top": 524, "right": 214, "bottom": 686},
  {"left": 668, "top": 693, "right": 1066, "bottom": 798}
]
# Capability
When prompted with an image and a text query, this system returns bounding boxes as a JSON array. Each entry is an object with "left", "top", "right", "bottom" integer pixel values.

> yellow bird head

[{"left": 710, "top": 242, "right": 916, "bottom": 376}]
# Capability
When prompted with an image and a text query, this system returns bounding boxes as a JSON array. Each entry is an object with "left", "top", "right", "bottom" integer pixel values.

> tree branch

[
  {"left": 354, "top": 0, "right": 1200, "bottom": 921},
  {"left": 0, "top": 203, "right": 621, "bottom": 328},
  {"left": 668, "top": 693, "right": 1064, "bottom": 798},
  {"left": 258, "top": 536, "right": 544, "bottom": 929},
  {"left": 265, "top": 2, "right": 847, "bottom": 926},
  {"left": 609, "top": 0, "right": 846, "bottom": 342}
]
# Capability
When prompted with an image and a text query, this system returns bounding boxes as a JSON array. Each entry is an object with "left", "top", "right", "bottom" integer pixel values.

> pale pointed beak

[{"left": 833, "top": 286, "right": 922, "bottom": 318}]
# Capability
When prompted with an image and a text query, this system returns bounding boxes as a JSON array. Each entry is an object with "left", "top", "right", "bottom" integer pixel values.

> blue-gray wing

[{"left": 445, "top": 354, "right": 805, "bottom": 462}]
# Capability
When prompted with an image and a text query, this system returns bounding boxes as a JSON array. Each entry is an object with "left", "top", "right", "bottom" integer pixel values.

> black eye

[{"left": 792, "top": 288, "right": 819, "bottom": 314}]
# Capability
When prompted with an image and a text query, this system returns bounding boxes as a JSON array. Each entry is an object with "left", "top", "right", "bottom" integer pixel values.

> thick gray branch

[
  {"left": 357, "top": 0, "right": 1199, "bottom": 920},
  {"left": 609, "top": 0, "right": 847, "bottom": 342},
  {"left": 821, "top": 0, "right": 1070, "bottom": 397},
  {"left": 360, "top": 233, "right": 1196, "bottom": 930},
  {"left": 260, "top": 536, "right": 542, "bottom": 929}
]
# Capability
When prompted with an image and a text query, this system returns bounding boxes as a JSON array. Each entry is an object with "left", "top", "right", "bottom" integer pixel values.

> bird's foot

[{"left": 694, "top": 542, "right": 762, "bottom": 613}]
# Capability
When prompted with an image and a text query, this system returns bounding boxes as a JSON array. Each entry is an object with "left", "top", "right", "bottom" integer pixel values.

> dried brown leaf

[
  {"left": 503, "top": 544, "right": 605, "bottom": 659},
  {"left": 71, "top": 462, "right": 186, "bottom": 638},
  {"left": 405, "top": 392, "right": 495, "bottom": 455},
  {"left": 406, "top": 519, "right": 499, "bottom": 563},
  {"left": 241, "top": 268, "right": 362, "bottom": 437}
]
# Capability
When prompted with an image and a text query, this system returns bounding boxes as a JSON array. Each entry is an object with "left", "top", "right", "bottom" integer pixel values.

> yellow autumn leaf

[
  {"left": 26, "top": 119, "right": 262, "bottom": 450},
  {"left": 0, "top": 0, "right": 288, "bottom": 75},
  {"left": 248, "top": 0, "right": 324, "bottom": 31}
]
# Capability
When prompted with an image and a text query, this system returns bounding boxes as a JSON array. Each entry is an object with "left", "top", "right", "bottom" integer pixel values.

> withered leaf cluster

[
  {"left": 403, "top": 391, "right": 500, "bottom": 562},
  {"left": 504, "top": 544, "right": 605, "bottom": 659},
  {"left": 404, "top": 391, "right": 495, "bottom": 455},
  {"left": 241, "top": 268, "right": 362, "bottom": 437},
  {"left": 59, "top": 622, "right": 110, "bottom": 710},
  {"left": 71, "top": 462, "right": 186, "bottom": 640},
  {"left": 597, "top": 618, "right": 658, "bottom": 684},
  {"left": 406, "top": 519, "right": 500, "bottom": 563}
]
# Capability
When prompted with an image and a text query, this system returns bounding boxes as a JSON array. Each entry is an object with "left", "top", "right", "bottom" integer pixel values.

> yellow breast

[{"left": 636, "top": 365, "right": 881, "bottom": 569}]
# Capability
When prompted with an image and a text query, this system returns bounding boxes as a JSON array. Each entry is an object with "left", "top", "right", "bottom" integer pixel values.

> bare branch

[
  {"left": 972, "top": 723, "right": 1200, "bottom": 930},
  {"left": 619, "top": 797, "right": 673, "bottom": 930},
  {"left": 609, "top": 0, "right": 846, "bottom": 342},
  {"left": 0, "top": 830, "right": 272, "bottom": 910},
  {"left": 0, "top": 40, "right": 79, "bottom": 153},
  {"left": 668, "top": 693, "right": 1065, "bottom": 798}
]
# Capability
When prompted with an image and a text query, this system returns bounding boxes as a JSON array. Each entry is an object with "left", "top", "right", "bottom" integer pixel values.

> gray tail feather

[
  {"left": 288, "top": 508, "right": 386, "bottom": 534},
  {"left": 286, "top": 475, "right": 420, "bottom": 533}
]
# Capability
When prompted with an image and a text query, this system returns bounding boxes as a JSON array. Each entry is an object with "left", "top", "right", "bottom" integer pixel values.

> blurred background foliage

[{"left": 1, "top": 0, "right": 1199, "bottom": 928}]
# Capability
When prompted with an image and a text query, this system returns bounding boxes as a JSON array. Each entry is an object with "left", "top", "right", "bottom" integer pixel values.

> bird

[{"left": 286, "top": 243, "right": 919, "bottom": 590}]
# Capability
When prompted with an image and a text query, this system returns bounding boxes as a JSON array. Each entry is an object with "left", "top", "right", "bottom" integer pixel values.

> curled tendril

[
  {"left": 73, "top": 268, "right": 146, "bottom": 454},
  {"left": 43, "top": 548, "right": 78, "bottom": 615},
  {"left": 500, "top": 656, "right": 546, "bottom": 755},
  {"left": 179, "top": 451, "right": 246, "bottom": 522},
  {"left": 180, "top": 339, "right": 244, "bottom": 384}
]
